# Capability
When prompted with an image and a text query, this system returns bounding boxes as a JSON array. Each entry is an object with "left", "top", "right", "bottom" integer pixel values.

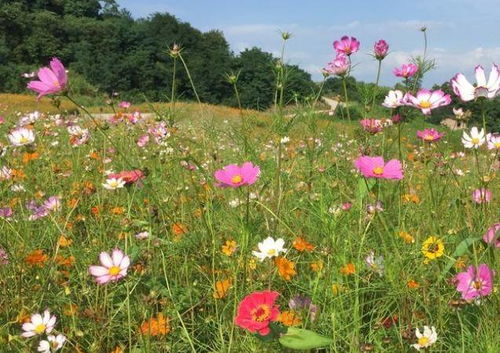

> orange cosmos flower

[
  {"left": 221, "top": 240, "right": 237, "bottom": 256},
  {"left": 278, "top": 310, "right": 301, "bottom": 326},
  {"left": 213, "top": 279, "right": 232, "bottom": 299},
  {"left": 292, "top": 237, "right": 315, "bottom": 252},
  {"left": 22, "top": 152, "right": 40, "bottom": 164},
  {"left": 140, "top": 313, "right": 170, "bottom": 336},
  {"left": 398, "top": 231, "right": 415, "bottom": 244},
  {"left": 310, "top": 261, "right": 324, "bottom": 272},
  {"left": 275, "top": 257, "right": 296, "bottom": 281},
  {"left": 25, "top": 250, "right": 48, "bottom": 267},
  {"left": 407, "top": 280, "right": 420, "bottom": 289},
  {"left": 340, "top": 263, "right": 356, "bottom": 275},
  {"left": 172, "top": 223, "right": 188, "bottom": 236}
]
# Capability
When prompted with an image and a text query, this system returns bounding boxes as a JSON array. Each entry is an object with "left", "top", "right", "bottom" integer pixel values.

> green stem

[
  {"left": 178, "top": 53, "right": 201, "bottom": 104},
  {"left": 371, "top": 60, "right": 382, "bottom": 111},
  {"left": 342, "top": 77, "right": 351, "bottom": 121}
]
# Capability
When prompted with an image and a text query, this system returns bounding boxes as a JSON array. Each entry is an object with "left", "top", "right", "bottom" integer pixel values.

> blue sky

[{"left": 118, "top": 0, "right": 499, "bottom": 86}]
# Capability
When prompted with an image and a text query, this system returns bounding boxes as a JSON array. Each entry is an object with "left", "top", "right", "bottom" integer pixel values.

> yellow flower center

[
  {"left": 108, "top": 266, "right": 121, "bottom": 276},
  {"left": 472, "top": 280, "right": 483, "bottom": 290},
  {"left": 418, "top": 336, "right": 430, "bottom": 346},
  {"left": 419, "top": 101, "right": 432, "bottom": 109},
  {"left": 424, "top": 134, "right": 435, "bottom": 141},
  {"left": 34, "top": 324, "right": 46, "bottom": 334},
  {"left": 231, "top": 175, "right": 243, "bottom": 184},
  {"left": 267, "top": 249, "right": 276, "bottom": 256},
  {"left": 19, "top": 136, "right": 29, "bottom": 144},
  {"left": 373, "top": 166, "right": 384, "bottom": 175},
  {"left": 495, "top": 142, "right": 500, "bottom": 148},
  {"left": 471, "top": 137, "right": 480, "bottom": 144},
  {"left": 251, "top": 304, "right": 271, "bottom": 322}
]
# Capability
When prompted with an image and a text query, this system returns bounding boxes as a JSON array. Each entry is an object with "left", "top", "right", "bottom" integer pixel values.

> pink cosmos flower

[
  {"left": 373, "top": 40, "right": 389, "bottom": 60},
  {"left": 486, "top": 133, "right": 500, "bottom": 150},
  {"left": 405, "top": 89, "right": 451, "bottom": 115},
  {"left": 483, "top": 223, "right": 500, "bottom": 248},
  {"left": 27, "top": 58, "right": 68, "bottom": 99},
  {"left": 416, "top": 128, "right": 444, "bottom": 142},
  {"left": 107, "top": 169, "right": 145, "bottom": 185},
  {"left": 451, "top": 64, "right": 500, "bottom": 101},
  {"left": 324, "top": 54, "right": 350, "bottom": 77},
  {"left": 137, "top": 134, "right": 150, "bottom": 147},
  {"left": 393, "top": 63, "right": 418, "bottom": 78},
  {"left": 88, "top": 249, "right": 130, "bottom": 285},
  {"left": 214, "top": 162, "right": 260, "bottom": 188},
  {"left": 234, "top": 290, "right": 280, "bottom": 336},
  {"left": 354, "top": 156, "right": 403, "bottom": 180},
  {"left": 472, "top": 188, "right": 492, "bottom": 204},
  {"left": 118, "top": 101, "right": 131, "bottom": 109},
  {"left": 455, "top": 264, "right": 494, "bottom": 301},
  {"left": 333, "top": 36, "right": 360, "bottom": 56},
  {"left": 360, "top": 119, "right": 383, "bottom": 134}
]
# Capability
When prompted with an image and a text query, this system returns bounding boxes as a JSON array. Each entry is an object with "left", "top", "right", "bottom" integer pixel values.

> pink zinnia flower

[
  {"left": 451, "top": 64, "right": 500, "bottom": 101},
  {"left": 107, "top": 169, "right": 145, "bottom": 185},
  {"left": 455, "top": 264, "right": 494, "bottom": 301},
  {"left": 483, "top": 223, "right": 500, "bottom": 248},
  {"left": 405, "top": 89, "right": 451, "bottom": 115},
  {"left": 234, "top": 290, "right": 280, "bottom": 336},
  {"left": 354, "top": 156, "right": 403, "bottom": 180},
  {"left": 27, "top": 58, "right": 68, "bottom": 99},
  {"left": 393, "top": 63, "right": 418, "bottom": 78},
  {"left": 373, "top": 39, "right": 389, "bottom": 60},
  {"left": 333, "top": 36, "right": 360, "bottom": 56},
  {"left": 416, "top": 128, "right": 444, "bottom": 142},
  {"left": 214, "top": 162, "right": 260, "bottom": 188},
  {"left": 472, "top": 188, "right": 492, "bottom": 204},
  {"left": 88, "top": 249, "right": 130, "bottom": 285},
  {"left": 360, "top": 119, "right": 383, "bottom": 134},
  {"left": 324, "top": 54, "right": 350, "bottom": 77}
]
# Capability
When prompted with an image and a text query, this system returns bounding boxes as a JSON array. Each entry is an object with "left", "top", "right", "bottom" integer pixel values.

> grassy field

[{"left": 0, "top": 92, "right": 498, "bottom": 353}]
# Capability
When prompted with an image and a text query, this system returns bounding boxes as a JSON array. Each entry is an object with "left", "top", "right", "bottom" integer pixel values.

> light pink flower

[
  {"left": 88, "top": 249, "right": 130, "bottom": 285},
  {"left": 455, "top": 264, "right": 494, "bottom": 300},
  {"left": 405, "top": 89, "right": 451, "bottom": 115},
  {"left": 118, "top": 101, "right": 131, "bottom": 109},
  {"left": 214, "top": 162, "right": 260, "bottom": 188},
  {"left": 137, "top": 134, "right": 150, "bottom": 147},
  {"left": 451, "top": 64, "right": 500, "bottom": 101},
  {"left": 393, "top": 63, "right": 418, "bottom": 78},
  {"left": 21, "top": 309, "right": 57, "bottom": 338},
  {"left": 416, "top": 128, "right": 444, "bottom": 142},
  {"left": 483, "top": 223, "right": 500, "bottom": 248},
  {"left": 486, "top": 133, "right": 500, "bottom": 150},
  {"left": 360, "top": 119, "right": 383, "bottom": 134},
  {"left": 472, "top": 188, "right": 492, "bottom": 204},
  {"left": 373, "top": 40, "right": 389, "bottom": 60},
  {"left": 354, "top": 156, "right": 403, "bottom": 180},
  {"left": 324, "top": 54, "right": 350, "bottom": 77},
  {"left": 27, "top": 58, "right": 68, "bottom": 99},
  {"left": 333, "top": 36, "right": 360, "bottom": 56}
]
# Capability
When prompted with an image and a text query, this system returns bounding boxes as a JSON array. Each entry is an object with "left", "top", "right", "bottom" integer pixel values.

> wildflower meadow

[{"left": 0, "top": 3, "right": 499, "bottom": 353}]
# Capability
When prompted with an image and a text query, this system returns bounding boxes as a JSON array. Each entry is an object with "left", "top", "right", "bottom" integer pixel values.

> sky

[{"left": 117, "top": 0, "right": 500, "bottom": 86}]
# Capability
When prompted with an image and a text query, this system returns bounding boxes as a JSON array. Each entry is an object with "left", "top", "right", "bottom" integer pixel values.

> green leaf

[
  {"left": 279, "top": 327, "right": 332, "bottom": 350},
  {"left": 356, "top": 177, "right": 375, "bottom": 202},
  {"left": 438, "top": 236, "right": 481, "bottom": 282}
]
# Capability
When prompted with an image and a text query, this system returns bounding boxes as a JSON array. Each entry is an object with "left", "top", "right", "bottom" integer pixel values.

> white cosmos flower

[
  {"left": 8, "top": 127, "right": 35, "bottom": 146},
  {"left": 486, "top": 133, "right": 500, "bottom": 150},
  {"left": 382, "top": 90, "right": 405, "bottom": 108},
  {"left": 411, "top": 326, "right": 437, "bottom": 350},
  {"left": 451, "top": 64, "right": 500, "bottom": 101},
  {"left": 461, "top": 127, "right": 486, "bottom": 149},
  {"left": 21, "top": 309, "right": 57, "bottom": 338},
  {"left": 102, "top": 177, "right": 125, "bottom": 190},
  {"left": 38, "top": 334, "right": 66, "bottom": 353},
  {"left": 252, "top": 237, "right": 286, "bottom": 261}
]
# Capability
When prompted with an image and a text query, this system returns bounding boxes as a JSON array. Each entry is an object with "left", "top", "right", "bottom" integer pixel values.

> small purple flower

[
  {"left": 0, "top": 207, "right": 13, "bottom": 219},
  {"left": 43, "top": 196, "right": 61, "bottom": 212},
  {"left": 289, "top": 295, "right": 318, "bottom": 322}
]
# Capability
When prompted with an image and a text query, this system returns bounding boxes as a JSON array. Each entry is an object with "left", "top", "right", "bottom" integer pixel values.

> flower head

[
  {"left": 360, "top": 119, "right": 383, "bottom": 134},
  {"left": 486, "top": 133, "right": 500, "bottom": 150},
  {"left": 365, "top": 251, "right": 384, "bottom": 276},
  {"left": 8, "top": 127, "right": 35, "bottom": 146},
  {"left": 416, "top": 128, "right": 444, "bottom": 142},
  {"left": 67, "top": 125, "right": 90, "bottom": 147},
  {"left": 462, "top": 127, "right": 486, "bottom": 149},
  {"left": 483, "top": 223, "right": 500, "bottom": 248},
  {"left": 324, "top": 53, "right": 350, "bottom": 76},
  {"left": 451, "top": 64, "right": 500, "bottom": 101},
  {"left": 354, "top": 156, "right": 403, "bottom": 180},
  {"left": 27, "top": 58, "right": 68, "bottom": 99},
  {"left": 405, "top": 89, "right": 451, "bottom": 115},
  {"left": 393, "top": 63, "right": 418, "bottom": 78},
  {"left": 411, "top": 326, "right": 437, "bottom": 350},
  {"left": 107, "top": 169, "right": 145, "bottom": 185},
  {"left": 421, "top": 236, "right": 444, "bottom": 260},
  {"left": 455, "top": 264, "right": 494, "bottom": 300},
  {"left": 38, "top": 334, "right": 66, "bottom": 353},
  {"left": 21, "top": 309, "right": 57, "bottom": 338},
  {"left": 102, "top": 177, "right": 126, "bottom": 190},
  {"left": 88, "top": 249, "right": 130, "bottom": 284},
  {"left": 214, "top": 162, "right": 260, "bottom": 188},
  {"left": 472, "top": 188, "right": 492, "bottom": 204},
  {"left": 234, "top": 290, "right": 280, "bottom": 336},
  {"left": 253, "top": 237, "right": 286, "bottom": 261},
  {"left": 373, "top": 39, "right": 389, "bottom": 60},
  {"left": 382, "top": 90, "right": 405, "bottom": 108},
  {"left": 333, "top": 36, "right": 360, "bottom": 56}
]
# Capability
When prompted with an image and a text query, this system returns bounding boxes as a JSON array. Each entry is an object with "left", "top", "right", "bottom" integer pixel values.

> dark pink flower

[
  {"left": 214, "top": 162, "right": 260, "bottom": 188},
  {"left": 333, "top": 36, "right": 360, "bottom": 56},
  {"left": 108, "top": 169, "right": 145, "bottom": 185},
  {"left": 27, "top": 58, "right": 68, "bottom": 99},
  {"left": 360, "top": 119, "right": 383, "bottom": 134},
  {"left": 373, "top": 40, "right": 389, "bottom": 60},
  {"left": 393, "top": 63, "right": 418, "bottom": 78},
  {"left": 416, "top": 128, "right": 444, "bottom": 142},
  {"left": 455, "top": 264, "right": 494, "bottom": 301},
  {"left": 483, "top": 223, "right": 500, "bottom": 248},
  {"left": 234, "top": 290, "right": 280, "bottom": 336},
  {"left": 354, "top": 156, "right": 403, "bottom": 180}
]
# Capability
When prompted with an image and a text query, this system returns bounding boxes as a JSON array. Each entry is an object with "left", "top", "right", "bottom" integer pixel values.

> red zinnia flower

[{"left": 234, "top": 290, "right": 280, "bottom": 336}]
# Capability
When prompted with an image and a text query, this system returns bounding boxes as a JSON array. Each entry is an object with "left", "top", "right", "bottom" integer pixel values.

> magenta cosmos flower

[
  {"left": 405, "top": 89, "right": 451, "bottom": 115},
  {"left": 354, "top": 156, "right": 403, "bottom": 180},
  {"left": 89, "top": 249, "right": 130, "bottom": 284},
  {"left": 333, "top": 36, "right": 360, "bottom": 56},
  {"left": 472, "top": 188, "right": 492, "bottom": 204},
  {"left": 393, "top": 63, "right": 418, "bottom": 78},
  {"left": 483, "top": 223, "right": 500, "bottom": 248},
  {"left": 373, "top": 40, "right": 389, "bottom": 60},
  {"left": 451, "top": 64, "right": 500, "bottom": 101},
  {"left": 324, "top": 54, "right": 350, "bottom": 77},
  {"left": 455, "top": 264, "right": 494, "bottom": 301},
  {"left": 214, "top": 162, "right": 260, "bottom": 188},
  {"left": 417, "top": 128, "right": 444, "bottom": 142},
  {"left": 27, "top": 58, "right": 68, "bottom": 99}
]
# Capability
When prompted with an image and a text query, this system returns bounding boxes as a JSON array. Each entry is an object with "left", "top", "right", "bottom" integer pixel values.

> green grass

[{"left": 0, "top": 94, "right": 498, "bottom": 353}]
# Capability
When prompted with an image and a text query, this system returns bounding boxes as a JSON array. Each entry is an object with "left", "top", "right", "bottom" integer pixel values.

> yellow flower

[
  {"left": 221, "top": 240, "right": 237, "bottom": 256},
  {"left": 398, "top": 231, "right": 415, "bottom": 244},
  {"left": 421, "top": 236, "right": 444, "bottom": 260},
  {"left": 278, "top": 310, "right": 301, "bottom": 326},
  {"left": 213, "top": 279, "right": 232, "bottom": 299}
]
